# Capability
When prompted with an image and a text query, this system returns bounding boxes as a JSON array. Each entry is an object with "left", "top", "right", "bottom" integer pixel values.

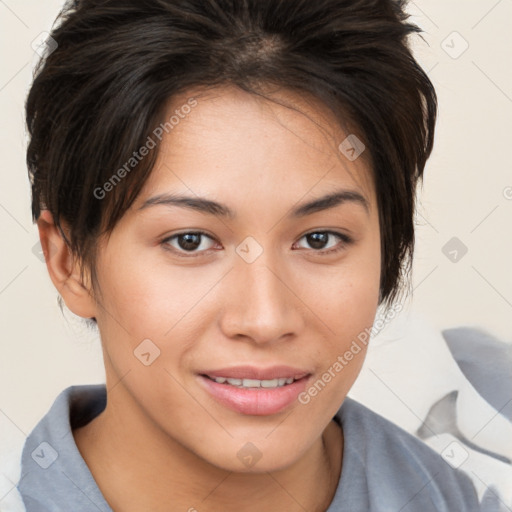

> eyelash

[{"left": 161, "top": 230, "right": 353, "bottom": 258}]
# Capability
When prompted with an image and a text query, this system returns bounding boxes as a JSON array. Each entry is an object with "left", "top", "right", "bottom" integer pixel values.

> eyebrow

[{"left": 138, "top": 189, "right": 369, "bottom": 218}]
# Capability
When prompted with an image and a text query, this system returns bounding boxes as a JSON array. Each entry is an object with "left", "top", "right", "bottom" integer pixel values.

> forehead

[{"left": 134, "top": 84, "right": 375, "bottom": 212}]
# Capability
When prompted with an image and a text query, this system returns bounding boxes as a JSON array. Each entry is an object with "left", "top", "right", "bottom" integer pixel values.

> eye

[
  {"left": 161, "top": 231, "right": 218, "bottom": 257},
  {"left": 294, "top": 230, "right": 353, "bottom": 255},
  {"left": 161, "top": 229, "right": 353, "bottom": 258}
]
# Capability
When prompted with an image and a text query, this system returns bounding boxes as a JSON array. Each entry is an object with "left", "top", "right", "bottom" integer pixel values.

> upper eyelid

[
  {"left": 295, "top": 230, "right": 350, "bottom": 243},
  {"left": 164, "top": 229, "right": 348, "bottom": 241},
  {"left": 163, "top": 230, "right": 217, "bottom": 246},
  {"left": 163, "top": 230, "right": 350, "bottom": 252}
]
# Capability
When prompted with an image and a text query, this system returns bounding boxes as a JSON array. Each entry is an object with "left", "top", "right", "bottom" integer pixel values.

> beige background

[{"left": 1, "top": 0, "right": 511, "bottom": 441}]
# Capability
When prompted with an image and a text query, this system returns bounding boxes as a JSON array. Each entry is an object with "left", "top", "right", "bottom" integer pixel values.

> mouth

[
  {"left": 197, "top": 366, "right": 312, "bottom": 415},
  {"left": 201, "top": 374, "right": 304, "bottom": 389}
]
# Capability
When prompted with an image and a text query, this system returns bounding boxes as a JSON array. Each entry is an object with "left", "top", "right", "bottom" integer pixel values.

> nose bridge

[{"left": 221, "top": 240, "right": 302, "bottom": 343}]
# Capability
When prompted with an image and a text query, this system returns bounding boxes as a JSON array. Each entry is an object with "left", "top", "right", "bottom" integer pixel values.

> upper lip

[{"left": 200, "top": 365, "right": 311, "bottom": 381}]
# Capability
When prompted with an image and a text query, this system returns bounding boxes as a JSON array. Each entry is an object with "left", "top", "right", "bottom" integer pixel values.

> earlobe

[{"left": 36, "top": 209, "right": 97, "bottom": 319}]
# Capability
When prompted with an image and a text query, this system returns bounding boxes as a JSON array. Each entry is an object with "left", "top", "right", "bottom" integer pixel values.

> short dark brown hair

[{"left": 26, "top": 0, "right": 437, "bottom": 315}]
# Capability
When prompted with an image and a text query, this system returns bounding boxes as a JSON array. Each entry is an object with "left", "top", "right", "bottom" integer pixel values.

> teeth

[
  {"left": 243, "top": 379, "right": 261, "bottom": 387},
  {"left": 211, "top": 376, "right": 297, "bottom": 388}
]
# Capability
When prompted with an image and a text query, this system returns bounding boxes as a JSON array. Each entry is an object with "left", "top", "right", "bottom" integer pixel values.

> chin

[{"left": 195, "top": 434, "right": 311, "bottom": 474}]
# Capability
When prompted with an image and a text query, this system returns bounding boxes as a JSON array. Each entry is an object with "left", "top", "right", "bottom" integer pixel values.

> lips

[
  {"left": 197, "top": 365, "right": 312, "bottom": 415},
  {"left": 200, "top": 365, "right": 310, "bottom": 381},
  {"left": 204, "top": 375, "right": 298, "bottom": 388}
]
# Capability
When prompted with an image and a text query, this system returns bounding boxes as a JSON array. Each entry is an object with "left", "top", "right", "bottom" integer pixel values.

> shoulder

[
  {"left": 11, "top": 384, "right": 109, "bottom": 512},
  {"left": 0, "top": 442, "right": 26, "bottom": 512},
  {"left": 333, "top": 397, "right": 481, "bottom": 511},
  {"left": 0, "top": 405, "right": 28, "bottom": 512}
]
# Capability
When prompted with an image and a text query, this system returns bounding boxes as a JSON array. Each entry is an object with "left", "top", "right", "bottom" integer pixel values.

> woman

[{"left": 13, "top": 0, "right": 482, "bottom": 510}]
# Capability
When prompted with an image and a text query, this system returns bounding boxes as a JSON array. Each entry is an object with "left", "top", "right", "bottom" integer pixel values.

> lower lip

[{"left": 197, "top": 375, "right": 310, "bottom": 415}]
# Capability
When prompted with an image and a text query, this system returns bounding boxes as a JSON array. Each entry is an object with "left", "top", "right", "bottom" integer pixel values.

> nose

[{"left": 219, "top": 247, "right": 305, "bottom": 345}]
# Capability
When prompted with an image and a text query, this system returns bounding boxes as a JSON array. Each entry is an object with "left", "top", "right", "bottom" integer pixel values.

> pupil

[
  {"left": 308, "top": 232, "right": 327, "bottom": 249},
  {"left": 179, "top": 233, "right": 201, "bottom": 251}
]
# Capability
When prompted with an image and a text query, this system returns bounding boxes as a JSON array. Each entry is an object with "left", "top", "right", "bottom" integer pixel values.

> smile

[
  {"left": 204, "top": 375, "right": 298, "bottom": 388},
  {"left": 197, "top": 368, "right": 312, "bottom": 415}
]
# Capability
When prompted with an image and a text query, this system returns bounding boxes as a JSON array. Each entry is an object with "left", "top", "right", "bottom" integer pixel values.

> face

[{"left": 90, "top": 84, "right": 381, "bottom": 472}]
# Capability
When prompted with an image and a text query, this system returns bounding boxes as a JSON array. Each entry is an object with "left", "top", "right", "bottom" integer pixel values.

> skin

[{"left": 37, "top": 84, "right": 381, "bottom": 512}]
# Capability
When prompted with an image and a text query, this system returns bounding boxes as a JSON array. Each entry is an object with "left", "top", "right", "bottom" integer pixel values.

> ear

[{"left": 36, "top": 209, "right": 97, "bottom": 319}]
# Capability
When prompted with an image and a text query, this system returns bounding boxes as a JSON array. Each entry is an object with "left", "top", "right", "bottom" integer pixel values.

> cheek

[
  {"left": 93, "top": 254, "right": 213, "bottom": 413},
  {"left": 309, "top": 233, "right": 381, "bottom": 384},
  {"left": 300, "top": 274, "right": 379, "bottom": 421},
  {"left": 96, "top": 244, "right": 213, "bottom": 337},
  {"left": 317, "top": 273, "right": 377, "bottom": 373},
  {"left": 308, "top": 235, "right": 381, "bottom": 336}
]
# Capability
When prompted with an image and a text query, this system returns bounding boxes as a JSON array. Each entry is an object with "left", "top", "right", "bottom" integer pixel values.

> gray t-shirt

[{"left": 17, "top": 384, "right": 481, "bottom": 511}]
